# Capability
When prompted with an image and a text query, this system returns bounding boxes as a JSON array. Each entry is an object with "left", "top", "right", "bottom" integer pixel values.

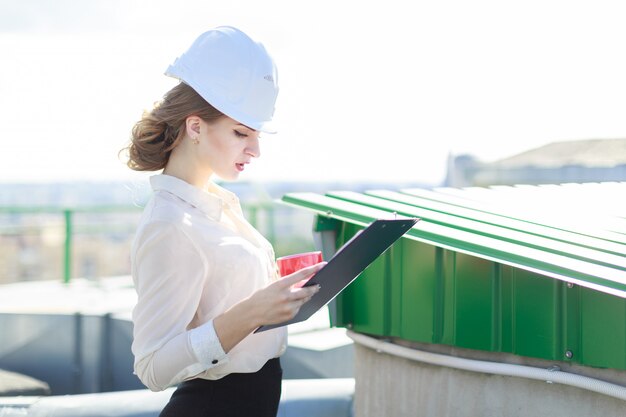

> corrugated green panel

[
  {"left": 336, "top": 222, "right": 388, "bottom": 335},
  {"left": 347, "top": 256, "right": 387, "bottom": 335},
  {"left": 396, "top": 240, "right": 438, "bottom": 342},
  {"left": 510, "top": 269, "right": 560, "bottom": 359},
  {"left": 314, "top": 216, "right": 342, "bottom": 232},
  {"left": 580, "top": 289, "right": 626, "bottom": 369},
  {"left": 453, "top": 254, "right": 494, "bottom": 350},
  {"left": 500, "top": 265, "right": 515, "bottom": 353},
  {"left": 387, "top": 243, "right": 403, "bottom": 338},
  {"left": 440, "top": 249, "right": 456, "bottom": 345}
]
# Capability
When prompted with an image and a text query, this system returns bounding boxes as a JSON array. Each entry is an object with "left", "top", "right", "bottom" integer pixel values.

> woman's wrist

[{"left": 213, "top": 297, "right": 261, "bottom": 353}]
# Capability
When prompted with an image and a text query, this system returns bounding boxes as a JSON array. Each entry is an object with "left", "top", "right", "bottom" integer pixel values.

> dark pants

[{"left": 159, "top": 358, "right": 282, "bottom": 417}]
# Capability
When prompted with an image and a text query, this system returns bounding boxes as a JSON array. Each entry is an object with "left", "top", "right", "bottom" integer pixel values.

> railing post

[{"left": 64, "top": 209, "right": 73, "bottom": 284}]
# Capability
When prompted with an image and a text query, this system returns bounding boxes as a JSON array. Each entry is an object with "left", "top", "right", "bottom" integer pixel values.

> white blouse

[{"left": 131, "top": 174, "right": 287, "bottom": 392}]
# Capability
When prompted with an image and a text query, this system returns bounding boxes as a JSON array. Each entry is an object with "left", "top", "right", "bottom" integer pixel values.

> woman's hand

[
  {"left": 248, "top": 262, "right": 325, "bottom": 326},
  {"left": 213, "top": 262, "right": 325, "bottom": 353}
]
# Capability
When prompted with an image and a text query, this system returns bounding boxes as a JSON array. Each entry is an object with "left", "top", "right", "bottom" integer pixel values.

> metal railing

[
  {"left": 0, "top": 202, "right": 306, "bottom": 284},
  {"left": 0, "top": 206, "right": 142, "bottom": 283}
]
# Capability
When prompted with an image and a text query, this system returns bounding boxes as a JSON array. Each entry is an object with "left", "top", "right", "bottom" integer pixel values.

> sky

[{"left": 1, "top": 0, "right": 625, "bottom": 186}]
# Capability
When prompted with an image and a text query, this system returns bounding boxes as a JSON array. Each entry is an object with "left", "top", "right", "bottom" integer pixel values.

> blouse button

[{"left": 212, "top": 359, "right": 219, "bottom": 365}]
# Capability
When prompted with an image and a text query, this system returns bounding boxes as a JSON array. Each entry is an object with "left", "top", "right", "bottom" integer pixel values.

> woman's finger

[
  {"left": 279, "top": 262, "right": 326, "bottom": 287},
  {"left": 288, "top": 284, "right": 320, "bottom": 301},
  {"left": 287, "top": 295, "right": 314, "bottom": 316}
]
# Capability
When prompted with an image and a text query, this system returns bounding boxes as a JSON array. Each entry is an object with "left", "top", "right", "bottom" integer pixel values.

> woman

[{"left": 123, "top": 26, "right": 323, "bottom": 417}]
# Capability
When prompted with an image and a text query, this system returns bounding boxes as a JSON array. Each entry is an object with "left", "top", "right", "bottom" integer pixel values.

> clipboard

[{"left": 254, "top": 217, "right": 419, "bottom": 333}]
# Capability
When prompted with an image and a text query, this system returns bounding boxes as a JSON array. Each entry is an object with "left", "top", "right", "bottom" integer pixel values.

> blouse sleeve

[{"left": 131, "top": 221, "right": 229, "bottom": 392}]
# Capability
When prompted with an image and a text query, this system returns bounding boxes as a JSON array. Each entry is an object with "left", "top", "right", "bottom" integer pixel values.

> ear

[{"left": 185, "top": 116, "right": 202, "bottom": 138}]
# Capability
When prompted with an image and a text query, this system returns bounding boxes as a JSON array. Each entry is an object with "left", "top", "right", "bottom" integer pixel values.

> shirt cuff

[{"left": 189, "top": 319, "right": 229, "bottom": 369}]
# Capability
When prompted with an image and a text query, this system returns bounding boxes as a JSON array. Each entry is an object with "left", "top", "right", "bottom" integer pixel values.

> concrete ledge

[{"left": 352, "top": 339, "right": 626, "bottom": 417}]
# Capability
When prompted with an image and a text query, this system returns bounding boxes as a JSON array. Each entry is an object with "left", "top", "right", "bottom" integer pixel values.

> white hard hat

[{"left": 165, "top": 26, "right": 279, "bottom": 133}]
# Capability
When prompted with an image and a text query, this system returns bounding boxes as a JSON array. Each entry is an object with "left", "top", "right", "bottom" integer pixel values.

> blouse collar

[{"left": 150, "top": 174, "right": 238, "bottom": 221}]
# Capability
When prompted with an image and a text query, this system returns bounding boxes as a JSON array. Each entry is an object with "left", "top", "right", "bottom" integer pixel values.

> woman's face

[{"left": 198, "top": 116, "right": 261, "bottom": 181}]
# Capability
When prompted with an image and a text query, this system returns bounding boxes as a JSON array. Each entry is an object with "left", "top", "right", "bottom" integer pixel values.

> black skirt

[{"left": 159, "top": 358, "right": 282, "bottom": 417}]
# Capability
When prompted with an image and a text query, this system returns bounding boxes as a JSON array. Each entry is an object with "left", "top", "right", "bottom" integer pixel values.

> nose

[{"left": 246, "top": 135, "right": 261, "bottom": 158}]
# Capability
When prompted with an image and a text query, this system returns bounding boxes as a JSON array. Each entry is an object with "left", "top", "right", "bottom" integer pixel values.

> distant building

[{"left": 445, "top": 138, "right": 626, "bottom": 187}]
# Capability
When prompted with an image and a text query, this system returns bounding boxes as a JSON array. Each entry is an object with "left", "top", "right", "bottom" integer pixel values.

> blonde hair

[{"left": 123, "top": 83, "right": 224, "bottom": 171}]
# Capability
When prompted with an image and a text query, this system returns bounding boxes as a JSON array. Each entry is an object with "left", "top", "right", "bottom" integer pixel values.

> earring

[{"left": 192, "top": 136, "right": 200, "bottom": 145}]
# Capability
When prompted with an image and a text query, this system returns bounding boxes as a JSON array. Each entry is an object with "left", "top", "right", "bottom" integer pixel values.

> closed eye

[{"left": 234, "top": 130, "right": 248, "bottom": 138}]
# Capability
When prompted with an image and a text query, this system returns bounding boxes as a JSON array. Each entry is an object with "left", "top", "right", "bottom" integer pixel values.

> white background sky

[{"left": 1, "top": 0, "right": 625, "bottom": 185}]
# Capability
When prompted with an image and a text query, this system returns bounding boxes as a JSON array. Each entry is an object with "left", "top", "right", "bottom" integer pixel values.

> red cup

[{"left": 276, "top": 251, "right": 323, "bottom": 288}]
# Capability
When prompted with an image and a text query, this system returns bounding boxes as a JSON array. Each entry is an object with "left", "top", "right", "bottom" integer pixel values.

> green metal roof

[
  {"left": 282, "top": 182, "right": 626, "bottom": 298},
  {"left": 281, "top": 182, "right": 626, "bottom": 369}
]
